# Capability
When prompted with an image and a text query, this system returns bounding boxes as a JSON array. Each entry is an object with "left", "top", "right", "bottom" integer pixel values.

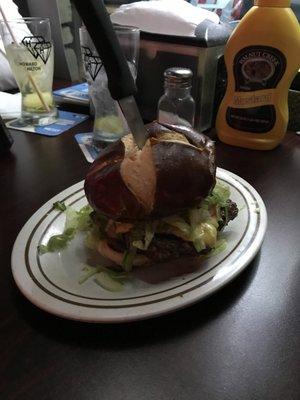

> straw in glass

[{"left": 0, "top": 6, "right": 51, "bottom": 113}]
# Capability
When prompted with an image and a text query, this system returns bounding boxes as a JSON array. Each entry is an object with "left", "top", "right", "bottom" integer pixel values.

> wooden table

[{"left": 0, "top": 117, "right": 299, "bottom": 400}]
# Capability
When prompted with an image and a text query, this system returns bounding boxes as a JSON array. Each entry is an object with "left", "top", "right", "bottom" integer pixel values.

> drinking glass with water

[{"left": 79, "top": 24, "right": 139, "bottom": 147}]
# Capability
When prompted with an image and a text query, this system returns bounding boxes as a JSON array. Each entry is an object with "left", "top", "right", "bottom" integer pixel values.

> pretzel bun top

[{"left": 84, "top": 122, "right": 216, "bottom": 221}]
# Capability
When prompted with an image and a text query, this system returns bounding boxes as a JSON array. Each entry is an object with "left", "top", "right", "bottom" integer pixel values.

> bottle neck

[
  {"left": 254, "top": 0, "right": 291, "bottom": 7},
  {"left": 165, "top": 86, "right": 191, "bottom": 99}
]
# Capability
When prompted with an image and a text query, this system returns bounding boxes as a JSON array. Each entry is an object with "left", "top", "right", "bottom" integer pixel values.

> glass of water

[
  {"left": 0, "top": 17, "right": 57, "bottom": 125},
  {"left": 79, "top": 24, "right": 139, "bottom": 147}
]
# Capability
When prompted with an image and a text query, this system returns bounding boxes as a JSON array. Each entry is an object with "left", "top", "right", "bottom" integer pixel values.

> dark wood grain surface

[{"left": 0, "top": 117, "right": 299, "bottom": 400}]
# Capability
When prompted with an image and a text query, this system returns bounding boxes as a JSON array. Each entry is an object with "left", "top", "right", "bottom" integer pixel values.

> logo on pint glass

[
  {"left": 81, "top": 46, "right": 103, "bottom": 81},
  {"left": 22, "top": 36, "right": 52, "bottom": 64}
]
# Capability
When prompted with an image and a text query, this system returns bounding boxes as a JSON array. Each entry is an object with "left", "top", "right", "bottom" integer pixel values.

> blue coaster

[
  {"left": 6, "top": 110, "right": 89, "bottom": 137},
  {"left": 75, "top": 133, "right": 100, "bottom": 162},
  {"left": 53, "top": 83, "right": 89, "bottom": 103}
]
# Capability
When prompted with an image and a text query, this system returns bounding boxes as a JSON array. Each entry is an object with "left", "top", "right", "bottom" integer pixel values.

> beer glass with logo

[
  {"left": 79, "top": 24, "right": 139, "bottom": 147},
  {"left": 0, "top": 17, "right": 57, "bottom": 125}
]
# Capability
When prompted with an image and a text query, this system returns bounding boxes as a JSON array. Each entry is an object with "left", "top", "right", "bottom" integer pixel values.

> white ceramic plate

[{"left": 11, "top": 168, "right": 267, "bottom": 323}]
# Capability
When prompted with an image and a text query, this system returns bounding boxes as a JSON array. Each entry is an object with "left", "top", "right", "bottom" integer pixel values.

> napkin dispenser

[{"left": 136, "top": 20, "right": 230, "bottom": 131}]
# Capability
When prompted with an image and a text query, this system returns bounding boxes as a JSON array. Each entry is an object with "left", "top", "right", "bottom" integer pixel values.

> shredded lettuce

[
  {"left": 38, "top": 227, "right": 76, "bottom": 254},
  {"left": 132, "top": 222, "right": 156, "bottom": 250},
  {"left": 206, "top": 239, "right": 227, "bottom": 257},
  {"left": 78, "top": 265, "right": 101, "bottom": 284},
  {"left": 64, "top": 205, "right": 92, "bottom": 232},
  {"left": 64, "top": 207, "right": 79, "bottom": 231},
  {"left": 95, "top": 272, "right": 124, "bottom": 292},
  {"left": 201, "top": 181, "right": 231, "bottom": 228},
  {"left": 84, "top": 228, "right": 100, "bottom": 250},
  {"left": 75, "top": 205, "right": 93, "bottom": 231},
  {"left": 53, "top": 201, "right": 67, "bottom": 211},
  {"left": 122, "top": 247, "right": 137, "bottom": 272},
  {"left": 79, "top": 264, "right": 128, "bottom": 291},
  {"left": 208, "top": 182, "right": 230, "bottom": 207},
  {"left": 39, "top": 204, "right": 93, "bottom": 254}
]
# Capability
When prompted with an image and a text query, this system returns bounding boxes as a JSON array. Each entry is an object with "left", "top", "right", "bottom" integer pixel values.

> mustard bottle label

[{"left": 226, "top": 45, "right": 286, "bottom": 133}]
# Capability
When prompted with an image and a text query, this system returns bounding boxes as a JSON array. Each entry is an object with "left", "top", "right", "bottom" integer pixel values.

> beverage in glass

[
  {"left": 0, "top": 17, "right": 57, "bottom": 125},
  {"left": 79, "top": 24, "right": 139, "bottom": 146}
]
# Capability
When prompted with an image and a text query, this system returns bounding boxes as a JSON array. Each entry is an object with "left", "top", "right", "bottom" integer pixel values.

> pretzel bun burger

[{"left": 84, "top": 122, "right": 238, "bottom": 270}]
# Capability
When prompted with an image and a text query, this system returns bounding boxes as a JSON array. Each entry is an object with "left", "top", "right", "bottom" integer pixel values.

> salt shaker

[{"left": 158, "top": 67, "right": 195, "bottom": 127}]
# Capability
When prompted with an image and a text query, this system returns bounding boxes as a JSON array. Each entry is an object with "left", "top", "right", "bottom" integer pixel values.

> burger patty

[
  {"left": 107, "top": 234, "right": 201, "bottom": 262},
  {"left": 106, "top": 200, "right": 238, "bottom": 263},
  {"left": 145, "top": 235, "right": 202, "bottom": 262}
]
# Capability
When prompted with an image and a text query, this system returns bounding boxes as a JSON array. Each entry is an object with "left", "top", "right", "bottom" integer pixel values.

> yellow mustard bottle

[{"left": 216, "top": 0, "right": 300, "bottom": 150}]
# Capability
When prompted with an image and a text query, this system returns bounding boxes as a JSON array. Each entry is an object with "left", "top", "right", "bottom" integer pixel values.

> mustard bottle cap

[{"left": 255, "top": 0, "right": 291, "bottom": 6}]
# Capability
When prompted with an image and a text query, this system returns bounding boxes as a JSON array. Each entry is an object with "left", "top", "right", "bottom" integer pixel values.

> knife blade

[
  {"left": 70, "top": 0, "right": 147, "bottom": 149},
  {"left": 118, "top": 96, "right": 148, "bottom": 149}
]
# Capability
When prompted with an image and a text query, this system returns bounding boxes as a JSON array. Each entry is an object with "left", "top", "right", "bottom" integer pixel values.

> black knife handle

[{"left": 71, "top": 0, "right": 136, "bottom": 100}]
